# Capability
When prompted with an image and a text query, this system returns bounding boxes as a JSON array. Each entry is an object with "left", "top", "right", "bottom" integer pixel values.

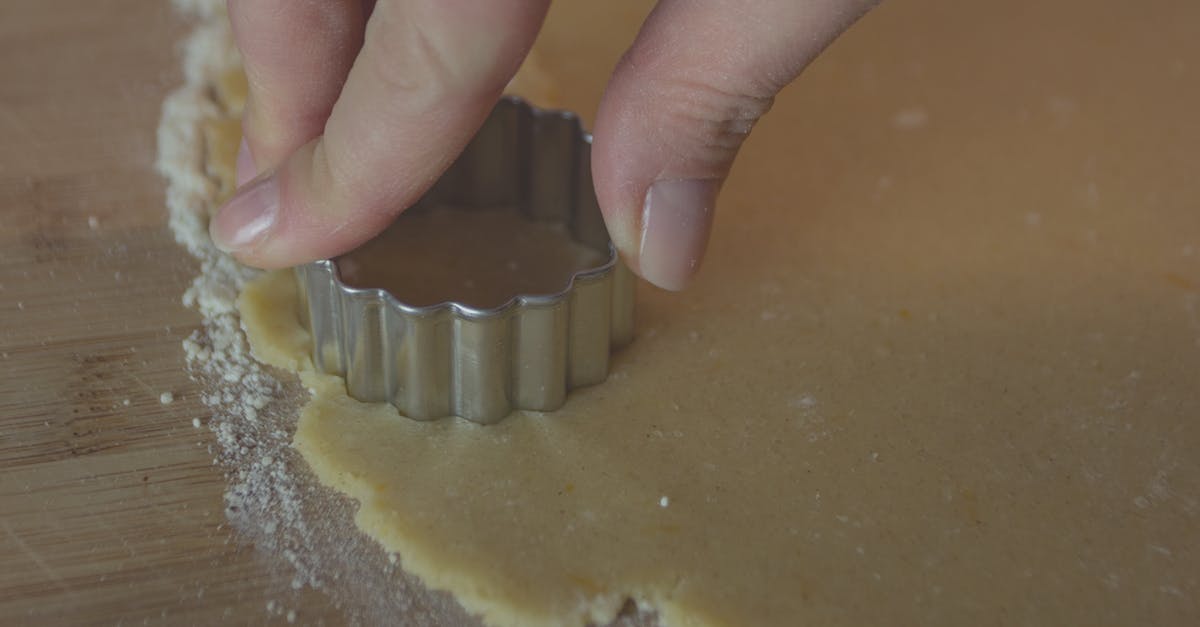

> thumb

[{"left": 591, "top": 0, "right": 877, "bottom": 290}]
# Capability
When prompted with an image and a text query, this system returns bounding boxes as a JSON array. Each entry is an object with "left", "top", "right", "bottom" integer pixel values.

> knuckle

[{"left": 657, "top": 77, "right": 775, "bottom": 172}]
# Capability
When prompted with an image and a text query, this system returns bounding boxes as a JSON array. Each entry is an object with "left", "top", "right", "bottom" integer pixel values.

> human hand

[{"left": 211, "top": 0, "right": 878, "bottom": 290}]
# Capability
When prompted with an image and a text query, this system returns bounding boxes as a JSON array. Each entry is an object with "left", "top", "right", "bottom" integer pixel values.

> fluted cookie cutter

[{"left": 295, "top": 96, "right": 635, "bottom": 424}]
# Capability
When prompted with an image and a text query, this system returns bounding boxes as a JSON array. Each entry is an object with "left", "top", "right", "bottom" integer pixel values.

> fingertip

[
  {"left": 212, "top": 138, "right": 407, "bottom": 269},
  {"left": 636, "top": 178, "right": 719, "bottom": 291},
  {"left": 210, "top": 173, "right": 280, "bottom": 258},
  {"left": 592, "top": 0, "right": 878, "bottom": 292}
]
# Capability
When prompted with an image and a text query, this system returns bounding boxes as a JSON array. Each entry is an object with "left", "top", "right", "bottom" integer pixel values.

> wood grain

[{"left": 0, "top": 2, "right": 342, "bottom": 624}]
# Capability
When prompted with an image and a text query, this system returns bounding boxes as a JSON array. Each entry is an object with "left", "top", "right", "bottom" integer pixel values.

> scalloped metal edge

[{"left": 295, "top": 96, "right": 635, "bottom": 424}]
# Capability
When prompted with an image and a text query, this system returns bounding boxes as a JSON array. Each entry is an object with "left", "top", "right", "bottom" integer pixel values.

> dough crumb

[
  {"left": 193, "top": 417, "right": 202, "bottom": 428},
  {"left": 160, "top": 391, "right": 175, "bottom": 404},
  {"left": 122, "top": 398, "right": 131, "bottom": 406},
  {"left": 659, "top": 496, "right": 670, "bottom": 508},
  {"left": 87, "top": 215, "right": 100, "bottom": 229},
  {"left": 286, "top": 609, "right": 296, "bottom": 623}
]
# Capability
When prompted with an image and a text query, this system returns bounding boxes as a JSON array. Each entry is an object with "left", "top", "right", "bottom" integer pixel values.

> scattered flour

[{"left": 156, "top": 4, "right": 330, "bottom": 597}]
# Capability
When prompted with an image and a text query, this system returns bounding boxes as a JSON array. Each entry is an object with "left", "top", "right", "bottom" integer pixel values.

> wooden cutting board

[
  {"left": 0, "top": 2, "right": 350, "bottom": 623},
  {"left": 4, "top": 1, "right": 1199, "bottom": 626}
]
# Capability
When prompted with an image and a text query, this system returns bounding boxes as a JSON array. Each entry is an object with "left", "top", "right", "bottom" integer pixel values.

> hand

[{"left": 212, "top": 0, "right": 877, "bottom": 290}]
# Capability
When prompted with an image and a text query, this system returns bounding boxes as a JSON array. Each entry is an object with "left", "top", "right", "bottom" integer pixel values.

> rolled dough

[{"left": 219, "top": 0, "right": 1199, "bottom": 625}]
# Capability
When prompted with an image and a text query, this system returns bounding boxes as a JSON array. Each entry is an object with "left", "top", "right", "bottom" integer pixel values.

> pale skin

[{"left": 212, "top": 0, "right": 879, "bottom": 290}]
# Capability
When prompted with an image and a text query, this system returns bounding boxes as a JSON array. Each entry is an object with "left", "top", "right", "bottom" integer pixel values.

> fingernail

[
  {"left": 210, "top": 174, "right": 279, "bottom": 253},
  {"left": 235, "top": 137, "right": 256, "bottom": 187},
  {"left": 638, "top": 179, "right": 719, "bottom": 291}
]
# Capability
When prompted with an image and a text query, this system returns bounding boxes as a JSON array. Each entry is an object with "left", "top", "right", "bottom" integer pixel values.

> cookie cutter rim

[{"left": 296, "top": 96, "right": 635, "bottom": 424}]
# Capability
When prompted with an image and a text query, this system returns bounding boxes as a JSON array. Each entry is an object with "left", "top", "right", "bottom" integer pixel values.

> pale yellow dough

[{"left": 227, "top": 1, "right": 1200, "bottom": 625}]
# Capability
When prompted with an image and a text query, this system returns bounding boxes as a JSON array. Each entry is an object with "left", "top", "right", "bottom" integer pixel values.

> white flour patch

[{"left": 788, "top": 395, "right": 818, "bottom": 410}]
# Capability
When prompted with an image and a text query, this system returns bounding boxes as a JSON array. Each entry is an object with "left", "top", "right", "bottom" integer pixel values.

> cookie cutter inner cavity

[{"left": 295, "top": 97, "right": 636, "bottom": 424}]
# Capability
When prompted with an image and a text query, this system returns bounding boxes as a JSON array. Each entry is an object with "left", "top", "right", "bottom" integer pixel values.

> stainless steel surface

[{"left": 296, "top": 97, "right": 635, "bottom": 424}]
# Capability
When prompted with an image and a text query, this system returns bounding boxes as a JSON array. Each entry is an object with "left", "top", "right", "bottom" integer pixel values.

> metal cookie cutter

[{"left": 295, "top": 96, "right": 635, "bottom": 424}]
